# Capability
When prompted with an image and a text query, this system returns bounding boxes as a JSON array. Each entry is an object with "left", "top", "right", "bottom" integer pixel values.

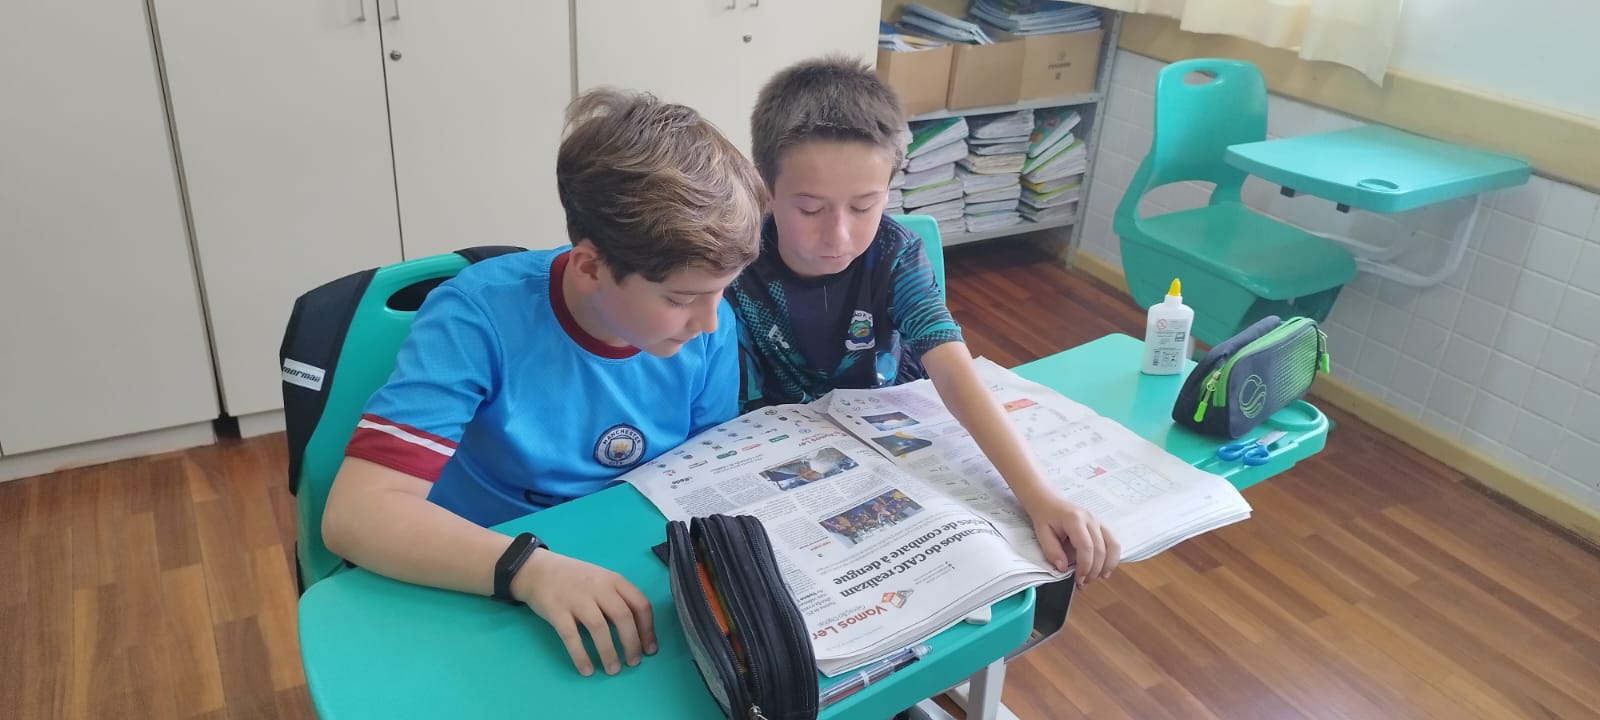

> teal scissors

[{"left": 1217, "top": 430, "right": 1287, "bottom": 466}]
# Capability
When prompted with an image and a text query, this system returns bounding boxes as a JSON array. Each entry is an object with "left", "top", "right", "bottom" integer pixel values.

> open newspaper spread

[{"left": 621, "top": 359, "right": 1251, "bottom": 676}]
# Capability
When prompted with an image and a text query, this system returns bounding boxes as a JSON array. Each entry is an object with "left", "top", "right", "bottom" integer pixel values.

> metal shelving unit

[{"left": 899, "top": 11, "right": 1123, "bottom": 261}]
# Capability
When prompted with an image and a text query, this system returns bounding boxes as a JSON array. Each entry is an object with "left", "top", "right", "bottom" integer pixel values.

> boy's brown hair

[
  {"left": 557, "top": 88, "right": 766, "bottom": 282},
  {"left": 750, "top": 56, "right": 906, "bottom": 187}
]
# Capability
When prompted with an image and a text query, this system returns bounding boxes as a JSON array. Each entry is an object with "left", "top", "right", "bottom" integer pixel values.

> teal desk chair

[
  {"left": 890, "top": 213, "right": 946, "bottom": 301},
  {"left": 1114, "top": 58, "right": 1357, "bottom": 347},
  {"left": 288, "top": 249, "right": 512, "bottom": 592}
]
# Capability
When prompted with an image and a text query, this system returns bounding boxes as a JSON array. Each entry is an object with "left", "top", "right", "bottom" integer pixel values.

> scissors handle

[{"left": 1217, "top": 430, "right": 1287, "bottom": 465}]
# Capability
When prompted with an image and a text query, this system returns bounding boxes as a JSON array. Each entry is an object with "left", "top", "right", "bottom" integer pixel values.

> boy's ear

[{"left": 566, "top": 240, "right": 607, "bottom": 290}]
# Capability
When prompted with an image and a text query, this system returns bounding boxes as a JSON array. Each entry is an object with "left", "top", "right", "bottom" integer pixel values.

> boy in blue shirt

[
  {"left": 321, "top": 89, "right": 767, "bottom": 678},
  {"left": 730, "top": 57, "right": 1120, "bottom": 587}
]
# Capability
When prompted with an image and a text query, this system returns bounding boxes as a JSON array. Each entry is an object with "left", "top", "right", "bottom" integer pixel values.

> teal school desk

[{"left": 298, "top": 333, "right": 1329, "bottom": 720}]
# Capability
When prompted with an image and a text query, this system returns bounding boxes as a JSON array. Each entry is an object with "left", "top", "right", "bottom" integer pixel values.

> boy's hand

[
  {"left": 512, "top": 550, "right": 658, "bottom": 676},
  {"left": 1022, "top": 493, "right": 1120, "bottom": 587}
]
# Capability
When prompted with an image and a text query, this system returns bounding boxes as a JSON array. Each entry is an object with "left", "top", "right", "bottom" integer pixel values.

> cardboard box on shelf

[
  {"left": 945, "top": 28, "right": 1104, "bottom": 110},
  {"left": 877, "top": 45, "right": 955, "bottom": 117},
  {"left": 946, "top": 41, "right": 1025, "bottom": 110},
  {"left": 1018, "top": 29, "right": 1103, "bottom": 101}
]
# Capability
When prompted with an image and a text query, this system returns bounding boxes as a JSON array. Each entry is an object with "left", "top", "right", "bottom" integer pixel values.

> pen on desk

[{"left": 819, "top": 644, "right": 932, "bottom": 707}]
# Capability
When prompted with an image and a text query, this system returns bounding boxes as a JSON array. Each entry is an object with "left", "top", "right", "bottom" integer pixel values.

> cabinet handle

[
  {"left": 389, "top": 0, "right": 400, "bottom": 20},
  {"left": 356, "top": 0, "right": 367, "bottom": 22},
  {"left": 724, "top": 0, "right": 735, "bottom": 8},
  {"left": 748, "top": 0, "right": 760, "bottom": 6}
]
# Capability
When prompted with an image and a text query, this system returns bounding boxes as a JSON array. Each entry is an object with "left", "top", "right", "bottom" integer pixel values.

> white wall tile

[
  {"left": 1477, "top": 210, "right": 1536, "bottom": 265},
  {"left": 1413, "top": 284, "right": 1464, "bottom": 328},
  {"left": 1377, "top": 280, "right": 1419, "bottom": 312},
  {"left": 1538, "top": 182, "right": 1600, "bottom": 238},
  {"left": 1388, "top": 395, "right": 1425, "bottom": 418},
  {"left": 1490, "top": 178, "right": 1546, "bottom": 222},
  {"left": 1549, "top": 430, "right": 1600, "bottom": 481},
  {"left": 1481, "top": 353, "right": 1534, "bottom": 402},
  {"left": 1509, "top": 271, "right": 1566, "bottom": 324},
  {"left": 1466, "top": 254, "right": 1520, "bottom": 306},
  {"left": 1466, "top": 392, "right": 1518, "bottom": 443},
  {"left": 1347, "top": 270, "right": 1383, "bottom": 297},
  {"left": 1525, "top": 227, "right": 1585, "bottom": 282},
  {"left": 1401, "top": 318, "right": 1449, "bottom": 366},
  {"left": 1100, "top": 118, "right": 1140, "bottom": 160},
  {"left": 1105, "top": 87, "right": 1141, "bottom": 124},
  {"left": 1351, "top": 375, "right": 1386, "bottom": 399},
  {"left": 1392, "top": 357, "right": 1435, "bottom": 405},
  {"left": 1266, "top": 96, "right": 1317, "bottom": 139},
  {"left": 1572, "top": 243, "right": 1600, "bottom": 296},
  {"left": 1452, "top": 295, "right": 1506, "bottom": 347},
  {"left": 1422, "top": 410, "right": 1462, "bottom": 438},
  {"left": 1523, "top": 371, "right": 1578, "bottom": 425},
  {"left": 1443, "top": 249, "right": 1477, "bottom": 291},
  {"left": 1539, "top": 330, "right": 1598, "bottom": 386},
  {"left": 1554, "top": 287, "right": 1600, "bottom": 339},
  {"left": 1089, "top": 179, "right": 1120, "bottom": 219},
  {"left": 1496, "top": 311, "right": 1549, "bottom": 365},
  {"left": 1509, "top": 411, "right": 1562, "bottom": 463},
  {"left": 1083, "top": 212, "right": 1114, "bottom": 254},
  {"left": 1440, "top": 335, "right": 1491, "bottom": 384},
  {"left": 1370, "top": 302, "right": 1412, "bottom": 350},
  {"left": 1323, "top": 321, "right": 1361, "bottom": 362},
  {"left": 1588, "top": 355, "right": 1600, "bottom": 393},
  {"left": 1568, "top": 391, "right": 1600, "bottom": 441},
  {"left": 1356, "top": 340, "right": 1399, "bottom": 386},
  {"left": 1426, "top": 374, "right": 1474, "bottom": 423},
  {"left": 1329, "top": 290, "right": 1375, "bottom": 335}
]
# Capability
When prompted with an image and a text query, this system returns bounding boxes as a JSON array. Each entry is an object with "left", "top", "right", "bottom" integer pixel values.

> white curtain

[{"left": 1083, "top": 0, "right": 1403, "bottom": 85}]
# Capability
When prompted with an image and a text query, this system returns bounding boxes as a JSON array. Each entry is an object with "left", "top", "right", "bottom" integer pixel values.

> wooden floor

[{"left": 4, "top": 241, "right": 1599, "bottom": 720}]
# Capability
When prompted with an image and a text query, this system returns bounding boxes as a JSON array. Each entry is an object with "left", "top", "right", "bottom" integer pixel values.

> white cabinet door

[
  {"left": 0, "top": 0, "right": 219, "bottom": 453},
  {"left": 575, "top": 1, "right": 755, "bottom": 153},
  {"left": 575, "top": 0, "right": 879, "bottom": 158},
  {"left": 153, "top": 0, "right": 404, "bottom": 417},
  {"left": 380, "top": 0, "right": 573, "bottom": 257}
]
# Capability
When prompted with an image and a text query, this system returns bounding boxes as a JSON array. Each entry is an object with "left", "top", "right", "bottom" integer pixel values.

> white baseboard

[{"left": 0, "top": 421, "right": 217, "bottom": 484}]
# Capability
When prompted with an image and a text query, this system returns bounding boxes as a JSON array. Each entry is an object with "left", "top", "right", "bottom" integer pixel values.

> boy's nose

[{"left": 691, "top": 298, "right": 718, "bottom": 334}]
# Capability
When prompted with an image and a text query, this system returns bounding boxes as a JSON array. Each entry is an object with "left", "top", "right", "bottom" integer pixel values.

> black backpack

[{"left": 278, "top": 246, "right": 526, "bottom": 494}]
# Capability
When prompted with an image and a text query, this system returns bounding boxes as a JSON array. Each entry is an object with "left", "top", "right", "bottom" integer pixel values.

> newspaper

[{"left": 622, "top": 359, "right": 1252, "bottom": 676}]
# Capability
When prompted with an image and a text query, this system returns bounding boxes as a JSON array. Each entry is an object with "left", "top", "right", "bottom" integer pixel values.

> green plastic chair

[
  {"left": 294, "top": 252, "right": 476, "bottom": 592},
  {"left": 888, "top": 213, "right": 946, "bottom": 300},
  {"left": 1114, "top": 58, "right": 1356, "bottom": 347}
]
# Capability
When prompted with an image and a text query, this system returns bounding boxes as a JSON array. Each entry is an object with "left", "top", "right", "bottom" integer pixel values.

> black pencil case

[{"left": 666, "top": 514, "right": 818, "bottom": 720}]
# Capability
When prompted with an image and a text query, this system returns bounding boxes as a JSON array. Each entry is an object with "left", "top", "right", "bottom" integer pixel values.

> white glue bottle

[{"left": 1140, "top": 278, "right": 1194, "bottom": 375}]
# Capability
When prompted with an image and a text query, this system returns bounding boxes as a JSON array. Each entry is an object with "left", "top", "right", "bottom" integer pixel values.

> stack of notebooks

[
  {"left": 1020, "top": 107, "right": 1088, "bottom": 224},
  {"left": 895, "top": 3, "right": 996, "bottom": 44},
  {"left": 878, "top": 20, "right": 946, "bottom": 52},
  {"left": 896, "top": 116, "right": 970, "bottom": 237},
  {"left": 958, "top": 109, "right": 1031, "bottom": 234},
  {"left": 970, "top": 0, "right": 1103, "bottom": 36}
]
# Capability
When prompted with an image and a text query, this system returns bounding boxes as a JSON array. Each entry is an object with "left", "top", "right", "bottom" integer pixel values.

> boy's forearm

[
  {"left": 322, "top": 458, "right": 515, "bottom": 598},
  {"left": 922, "top": 343, "right": 1055, "bottom": 505}
]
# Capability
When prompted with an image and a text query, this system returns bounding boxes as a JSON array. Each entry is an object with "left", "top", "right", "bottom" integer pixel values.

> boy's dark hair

[
  {"left": 557, "top": 88, "right": 766, "bottom": 282},
  {"left": 750, "top": 55, "right": 907, "bottom": 187}
]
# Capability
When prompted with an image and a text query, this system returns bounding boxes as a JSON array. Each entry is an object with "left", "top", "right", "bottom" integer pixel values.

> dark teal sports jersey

[{"left": 728, "top": 215, "right": 962, "bottom": 410}]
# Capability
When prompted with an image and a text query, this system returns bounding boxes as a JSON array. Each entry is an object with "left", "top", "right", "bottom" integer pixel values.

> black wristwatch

[{"left": 492, "top": 532, "right": 547, "bottom": 604}]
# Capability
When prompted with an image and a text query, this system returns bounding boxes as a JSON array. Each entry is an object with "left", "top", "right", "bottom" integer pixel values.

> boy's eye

[
  {"left": 798, "top": 207, "right": 824, "bottom": 216},
  {"left": 666, "top": 296, "right": 693, "bottom": 307},
  {"left": 850, "top": 205, "right": 876, "bottom": 214}
]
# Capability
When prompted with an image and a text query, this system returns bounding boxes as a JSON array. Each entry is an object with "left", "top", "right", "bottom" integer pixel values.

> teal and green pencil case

[{"left": 1173, "top": 316, "right": 1329, "bottom": 438}]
